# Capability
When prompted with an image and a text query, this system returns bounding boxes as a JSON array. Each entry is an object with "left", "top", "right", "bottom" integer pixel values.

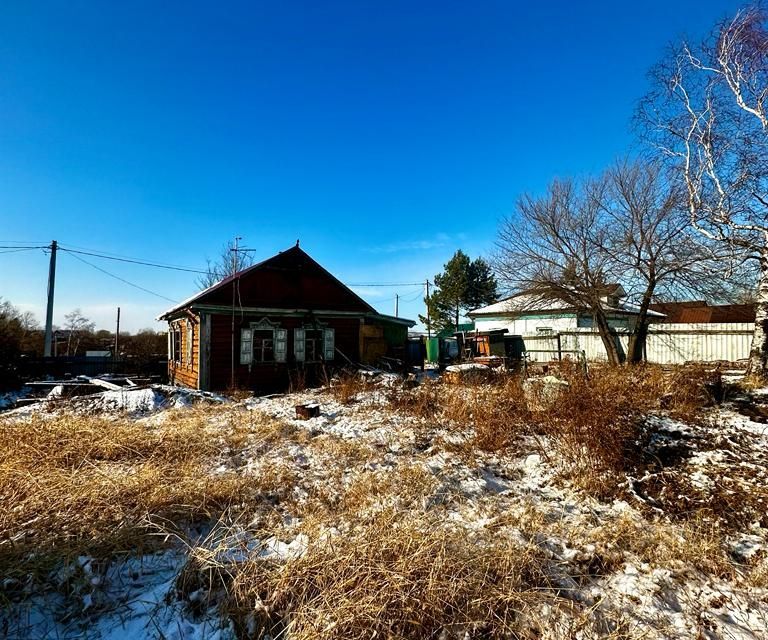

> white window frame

[
  {"left": 241, "top": 318, "right": 286, "bottom": 366},
  {"left": 171, "top": 322, "right": 182, "bottom": 365},
  {"left": 294, "top": 328, "right": 305, "bottom": 362},
  {"left": 296, "top": 323, "right": 335, "bottom": 363},
  {"left": 323, "top": 327, "right": 335, "bottom": 361},
  {"left": 240, "top": 327, "right": 252, "bottom": 365},
  {"left": 186, "top": 321, "right": 194, "bottom": 367}
]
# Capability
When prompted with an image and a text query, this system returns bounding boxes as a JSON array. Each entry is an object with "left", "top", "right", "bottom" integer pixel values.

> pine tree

[{"left": 419, "top": 250, "right": 498, "bottom": 332}]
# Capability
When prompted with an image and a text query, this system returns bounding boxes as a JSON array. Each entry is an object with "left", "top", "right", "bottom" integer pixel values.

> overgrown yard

[{"left": 1, "top": 368, "right": 767, "bottom": 639}]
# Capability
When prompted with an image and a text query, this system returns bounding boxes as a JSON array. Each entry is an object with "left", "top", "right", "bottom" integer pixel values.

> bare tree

[
  {"left": 495, "top": 161, "right": 731, "bottom": 364},
  {"left": 63, "top": 309, "right": 95, "bottom": 356},
  {"left": 495, "top": 176, "right": 626, "bottom": 365},
  {"left": 196, "top": 240, "right": 256, "bottom": 290},
  {"left": 639, "top": 6, "right": 768, "bottom": 375},
  {"left": 603, "top": 160, "right": 732, "bottom": 362}
]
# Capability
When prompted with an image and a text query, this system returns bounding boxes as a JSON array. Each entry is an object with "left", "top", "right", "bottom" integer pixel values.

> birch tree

[
  {"left": 639, "top": 6, "right": 768, "bottom": 376},
  {"left": 63, "top": 309, "right": 95, "bottom": 357}
]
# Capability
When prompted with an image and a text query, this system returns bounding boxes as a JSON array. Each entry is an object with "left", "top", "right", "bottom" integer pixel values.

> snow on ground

[
  {"left": 6, "top": 550, "right": 234, "bottom": 640},
  {"left": 3, "top": 377, "right": 768, "bottom": 639},
  {"left": 0, "top": 390, "right": 22, "bottom": 410},
  {"left": 0, "top": 384, "right": 227, "bottom": 418}
]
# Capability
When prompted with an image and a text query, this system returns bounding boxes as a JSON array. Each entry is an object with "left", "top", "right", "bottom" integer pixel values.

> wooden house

[{"left": 158, "top": 244, "right": 415, "bottom": 392}]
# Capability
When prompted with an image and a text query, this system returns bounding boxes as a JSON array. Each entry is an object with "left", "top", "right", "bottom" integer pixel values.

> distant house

[
  {"left": 467, "top": 289, "right": 757, "bottom": 364},
  {"left": 649, "top": 301, "right": 755, "bottom": 324},
  {"left": 158, "top": 245, "right": 415, "bottom": 392},
  {"left": 468, "top": 286, "right": 665, "bottom": 336}
]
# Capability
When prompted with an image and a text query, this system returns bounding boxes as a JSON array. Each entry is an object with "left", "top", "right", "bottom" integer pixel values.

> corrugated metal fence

[{"left": 519, "top": 323, "right": 753, "bottom": 364}]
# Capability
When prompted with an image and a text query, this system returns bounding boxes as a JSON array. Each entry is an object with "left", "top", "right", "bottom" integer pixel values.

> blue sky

[{"left": 0, "top": 0, "right": 745, "bottom": 331}]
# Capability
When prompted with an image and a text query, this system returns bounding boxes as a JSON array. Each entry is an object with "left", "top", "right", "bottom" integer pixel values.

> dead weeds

[
  {"left": 228, "top": 508, "right": 556, "bottom": 640},
  {"left": 0, "top": 407, "right": 291, "bottom": 598}
]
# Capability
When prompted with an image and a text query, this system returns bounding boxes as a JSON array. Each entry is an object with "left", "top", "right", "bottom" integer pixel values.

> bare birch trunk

[{"left": 748, "top": 252, "right": 768, "bottom": 379}]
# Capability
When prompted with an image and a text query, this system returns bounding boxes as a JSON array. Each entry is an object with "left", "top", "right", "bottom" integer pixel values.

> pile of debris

[
  {"left": 10, "top": 374, "right": 157, "bottom": 409},
  {"left": 1, "top": 375, "right": 226, "bottom": 416}
]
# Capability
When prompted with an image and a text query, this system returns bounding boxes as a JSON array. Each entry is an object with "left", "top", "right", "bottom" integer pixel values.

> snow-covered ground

[
  {"left": 2, "top": 379, "right": 768, "bottom": 639},
  {"left": 1, "top": 384, "right": 227, "bottom": 417}
]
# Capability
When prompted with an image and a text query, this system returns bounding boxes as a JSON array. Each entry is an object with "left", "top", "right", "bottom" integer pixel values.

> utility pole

[
  {"left": 43, "top": 240, "right": 58, "bottom": 357},
  {"left": 395, "top": 293, "right": 399, "bottom": 318},
  {"left": 115, "top": 307, "right": 121, "bottom": 362},
  {"left": 230, "top": 236, "right": 241, "bottom": 390},
  {"left": 425, "top": 280, "right": 431, "bottom": 340}
]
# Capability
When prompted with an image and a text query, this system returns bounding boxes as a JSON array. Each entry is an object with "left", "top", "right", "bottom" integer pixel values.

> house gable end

[{"left": 160, "top": 246, "right": 376, "bottom": 319}]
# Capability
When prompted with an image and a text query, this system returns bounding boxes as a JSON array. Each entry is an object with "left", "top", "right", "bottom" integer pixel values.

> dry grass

[
  {"left": 3, "top": 366, "right": 759, "bottom": 638},
  {"left": 228, "top": 508, "right": 556, "bottom": 640},
  {"left": 528, "top": 365, "right": 724, "bottom": 495},
  {"left": 386, "top": 377, "right": 444, "bottom": 419},
  {"left": 328, "top": 372, "right": 374, "bottom": 405},
  {"left": 0, "top": 407, "right": 288, "bottom": 595},
  {"left": 381, "top": 364, "right": 722, "bottom": 498},
  {"left": 588, "top": 511, "right": 733, "bottom": 578}
]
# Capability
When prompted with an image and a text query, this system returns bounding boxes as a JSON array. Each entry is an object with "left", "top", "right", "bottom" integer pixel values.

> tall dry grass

[
  {"left": 0, "top": 408, "right": 287, "bottom": 595},
  {"left": 328, "top": 372, "right": 374, "bottom": 405},
  {"left": 228, "top": 508, "right": 555, "bottom": 640},
  {"left": 381, "top": 364, "right": 721, "bottom": 496}
]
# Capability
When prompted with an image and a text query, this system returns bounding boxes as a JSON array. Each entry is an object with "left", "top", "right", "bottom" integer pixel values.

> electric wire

[
  {"left": 64, "top": 250, "right": 179, "bottom": 304},
  {"left": 59, "top": 247, "right": 208, "bottom": 274},
  {"left": 60, "top": 247, "right": 425, "bottom": 286},
  {"left": 0, "top": 247, "right": 43, "bottom": 254},
  {"left": 2, "top": 240, "right": 431, "bottom": 290}
]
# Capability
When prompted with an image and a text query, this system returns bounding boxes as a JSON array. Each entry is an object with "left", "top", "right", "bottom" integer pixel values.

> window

[
  {"left": 305, "top": 329, "right": 322, "bottom": 362},
  {"left": 240, "top": 328, "right": 252, "bottom": 365},
  {"left": 170, "top": 325, "right": 182, "bottom": 364},
  {"left": 323, "top": 327, "right": 335, "bottom": 360},
  {"left": 252, "top": 329, "right": 274, "bottom": 363},
  {"left": 294, "top": 326, "right": 335, "bottom": 362},
  {"left": 240, "top": 320, "right": 287, "bottom": 366},
  {"left": 186, "top": 322, "right": 194, "bottom": 367},
  {"left": 536, "top": 326, "right": 553, "bottom": 336}
]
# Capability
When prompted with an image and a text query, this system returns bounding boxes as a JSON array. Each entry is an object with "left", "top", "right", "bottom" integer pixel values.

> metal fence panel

[{"left": 514, "top": 323, "right": 753, "bottom": 364}]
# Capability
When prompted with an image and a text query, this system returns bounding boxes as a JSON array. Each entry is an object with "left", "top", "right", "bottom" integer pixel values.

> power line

[
  {"left": 59, "top": 241, "right": 220, "bottom": 266},
  {"left": 402, "top": 289, "right": 425, "bottom": 303},
  {"left": 59, "top": 247, "right": 209, "bottom": 274},
  {"left": 2, "top": 240, "right": 431, "bottom": 288},
  {"left": 0, "top": 247, "right": 44, "bottom": 254},
  {"left": 346, "top": 282, "right": 425, "bottom": 287},
  {"left": 64, "top": 250, "right": 179, "bottom": 304},
  {"left": 0, "top": 240, "right": 50, "bottom": 245},
  {"left": 60, "top": 247, "right": 427, "bottom": 286}
]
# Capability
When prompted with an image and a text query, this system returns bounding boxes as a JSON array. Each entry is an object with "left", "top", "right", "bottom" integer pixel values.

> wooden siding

[
  {"left": 208, "top": 313, "right": 361, "bottom": 392},
  {"left": 168, "top": 316, "right": 200, "bottom": 388}
]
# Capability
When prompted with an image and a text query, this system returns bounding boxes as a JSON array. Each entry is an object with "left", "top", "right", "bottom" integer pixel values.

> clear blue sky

[{"left": 0, "top": 0, "right": 745, "bottom": 332}]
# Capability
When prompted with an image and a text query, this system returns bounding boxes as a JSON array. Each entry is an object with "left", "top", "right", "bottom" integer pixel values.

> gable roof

[
  {"left": 469, "top": 293, "right": 665, "bottom": 318},
  {"left": 158, "top": 245, "right": 379, "bottom": 320}
]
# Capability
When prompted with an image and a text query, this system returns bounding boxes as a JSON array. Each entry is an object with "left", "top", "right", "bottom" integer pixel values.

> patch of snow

[
  {"left": 445, "top": 363, "right": 489, "bottom": 372},
  {"left": 4, "top": 550, "right": 235, "bottom": 640},
  {"left": 0, "top": 390, "right": 22, "bottom": 410}
]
